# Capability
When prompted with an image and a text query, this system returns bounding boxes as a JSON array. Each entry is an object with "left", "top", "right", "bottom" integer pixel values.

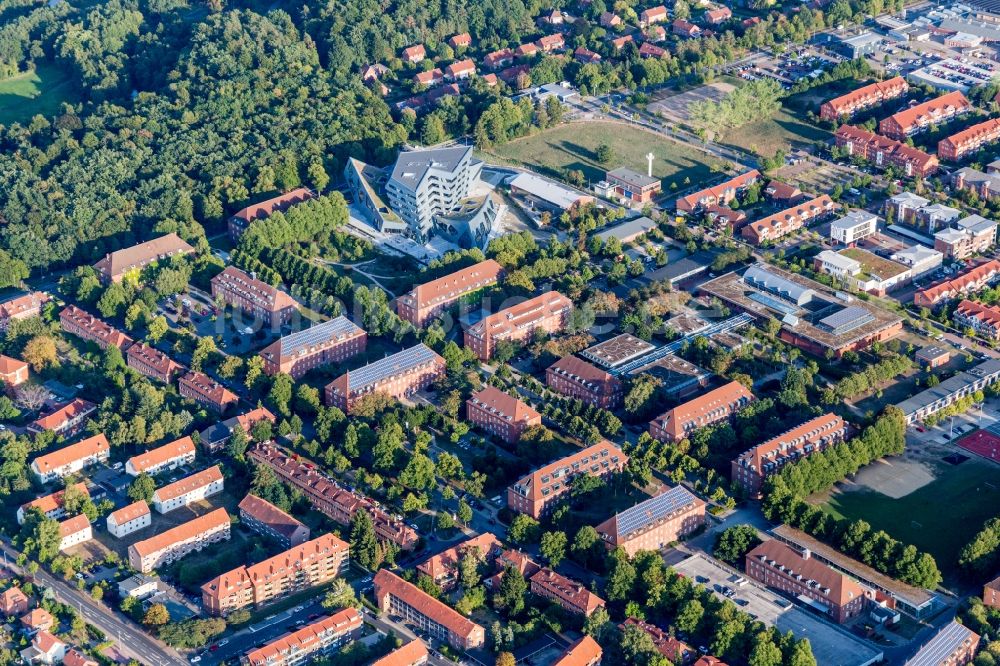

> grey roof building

[
  {"left": 386, "top": 146, "right": 483, "bottom": 241},
  {"left": 895, "top": 358, "right": 1000, "bottom": 424}
]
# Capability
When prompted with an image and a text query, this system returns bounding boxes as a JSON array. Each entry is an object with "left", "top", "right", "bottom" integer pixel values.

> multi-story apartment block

[
  {"left": 595, "top": 485, "right": 706, "bottom": 557},
  {"left": 984, "top": 575, "right": 1000, "bottom": 610},
  {"left": 371, "top": 639, "right": 429, "bottom": 666},
  {"left": 914, "top": 259, "right": 1000, "bottom": 307},
  {"left": 228, "top": 188, "right": 314, "bottom": 241},
  {"left": 830, "top": 210, "right": 878, "bottom": 246},
  {"left": 834, "top": 126, "right": 939, "bottom": 177},
  {"left": 27, "top": 399, "right": 97, "bottom": 437},
  {"left": 465, "top": 387, "right": 540, "bottom": 444},
  {"left": 742, "top": 195, "right": 836, "bottom": 245},
  {"left": 416, "top": 533, "right": 502, "bottom": 591},
  {"left": 106, "top": 500, "right": 151, "bottom": 538},
  {"left": 529, "top": 568, "right": 605, "bottom": 616},
  {"left": 179, "top": 371, "right": 239, "bottom": 414},
  {"left": 396, "top": 259, "right": 504, "bottom": 326},
  {"left": 238, "top": 494, "right": 310, "bottom": 547},
  {"left": 649, "top": 381, "right": 755, "bottom": 443},
  {"left": 953, "top": 166, "right": 1000, "bottom": 201},
  {"left": 244, "top": 609, "right": 362, "bottom": 666},
  {"left": 896, "top": 358, "right": 1000, "bottom": 425},
  {"left": 211, "top": 266, "right": 300, "bottom": 328},
  {"left": 903, "top": 620, "right": 979, "bottom": 666},
  {"left": 934, "top": 215, "right": 998, "bottom": 259},
  {"left": 249, "top": 443, "right": 419, "bottom": 549},
  {"left": 151, "top": 465, "right": 224, "bottom": 513},
  {"left": 0, "top": 355, "right": 29, "bottom": 387},
  {"left": 201, "top": 533, "right": 349, "bottom": 615},
  {"left": 885, "top": 192, "right": 931, "bottom": 225},
  {"left": 17, "top": 483, "right": 89, "bottom": 525},
  {"left": 464, "top": 291, "right": 572, "bottom": 361},
  {"left": 545, "top": 355, "right": 623, "bottom": 409},
  {"left": 676, "top": 170, "right": 761, "bottom": 214},
  {"left": 126, "top": 436, "right": 196, "bottom": 477},
  {"left": 59, "top": 305, "right": 133, "bottom": 351},
  {"left": 259, "top": 316, "right": 366, "bottom": 378},
  {"left": 953, "top": 299, "right": 1000, "bottom": 339},
  {"left": 30, "top": 434, "right": 110, "bottom": 483},
  {"left": 93, "top": 233, "right": 195, "bottom": 284},
  {"left": 553, "top": 636, "right": 603, "bottom": 666},
  {"left": 57, "top": 515, "right": 92, "bottom": 552},
  {"left": 373, "top": 570, "right": 485, "bottom": 650},
  {"left": 385, "top": 146, "right": 481, "bottom": 241},
  {"left": 605, "top": 167, "right": 662, "bottom": 204},
  {"left": 507, "top": 441, "right": 628, "bottom": 518},
  {"left": 324, "top": 344, "right": 444, "bottom": 413},
  {"left": 126, "top": 342, "right": 183, "bottom": 384},
  {"left": 879, "top": 91, "right": 971, "bottom": 140},
  {"left": 128, "top": 508, "right": 231, "bottom": 573},
  {"left": 0, "top": 292, "right": 49, "bottom": 331},
  {"left": 819, "top": 76, "right": 908, "bottom": 121},
  {"left": 938, "top": 118, "right": 1000, "bottom": 162},
  {"left": 746, "top": 540, "right": 873, "bottom": 623},
  {"left": 732, "top": 413, "right": 848, "bottom": 497}
]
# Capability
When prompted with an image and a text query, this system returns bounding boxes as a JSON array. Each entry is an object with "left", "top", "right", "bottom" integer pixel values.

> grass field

[
  {"left": 719, "top": 107, "right": 830, "bottom": 157},
  {"left": 481, "top": 120, "right": 723, "bottom": 190},
  {"left": 0, "top": 63, "right": 78, "bottom": 126},
  {"left": 817, "top": 458, "right": 1000, "bottom": 580}
]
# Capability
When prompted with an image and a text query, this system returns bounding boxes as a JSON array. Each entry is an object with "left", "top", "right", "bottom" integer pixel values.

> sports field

[
  {"left": 0, "top": 63, "right": 78, "bottom": 126},
  {"left": 482, "top": 120, "right": 723, "bottom": 190}
]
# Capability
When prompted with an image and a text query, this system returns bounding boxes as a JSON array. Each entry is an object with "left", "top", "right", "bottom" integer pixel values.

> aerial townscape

[{"left": 9, "top": 0, "right": 1000, "bottom": 665}]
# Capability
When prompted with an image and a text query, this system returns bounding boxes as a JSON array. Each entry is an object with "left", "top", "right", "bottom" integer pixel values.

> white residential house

[
  {"left": 107, "top": 501, "right": 152, "bottom": 538},
  {"left": 20, "top": 631, "right": 65, "bottom": 665},
  {"left": 125, "top": 436, "right": 196, "bottom": 477},
  {"left": 57, "top": 515, "right": 92, "bottom": 552},
  {"left": 151, "top": 466, "right": 224, "bottom": 514},
  {"left": 29, "top": 435, "right": 110, "bottom": 483},
  {"left": 830, "top": 210, "right": 878, "bottom": 245}
]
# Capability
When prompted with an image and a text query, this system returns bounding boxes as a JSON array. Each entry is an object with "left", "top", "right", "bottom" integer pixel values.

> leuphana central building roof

[{"left": 389, "top": 146, "right": 473, "bottom": 192}]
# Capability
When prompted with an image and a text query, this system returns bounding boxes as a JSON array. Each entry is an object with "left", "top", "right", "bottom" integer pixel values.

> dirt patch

[{"left": 836, "top": 456, "right": 937, "bottom": 499}]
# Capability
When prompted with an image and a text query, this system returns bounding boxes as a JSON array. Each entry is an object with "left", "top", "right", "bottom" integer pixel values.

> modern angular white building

[{"left": 385, "top": 146, "right": 482, "bottom": 241}]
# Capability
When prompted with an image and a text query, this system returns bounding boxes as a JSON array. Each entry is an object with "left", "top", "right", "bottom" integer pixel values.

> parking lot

[{"left": 674, "top": 553, "right": 884, "bottom": 666}]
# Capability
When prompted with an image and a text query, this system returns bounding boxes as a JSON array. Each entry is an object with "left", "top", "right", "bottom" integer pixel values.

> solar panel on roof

[
  {"left": 614, "top": 486, "right": 697, "bottom": 537},
  {"left": 348, "top": 344, "right": 439, "bottom": 391},
  {"left": 818, "top": 305, "right": 875, "bottom": 335},
  {"left": 279, "top": 316, "right": 363, "bottom": 356},
  {"left": 748, "top": 292, "right": 799, "bottom": 316}
]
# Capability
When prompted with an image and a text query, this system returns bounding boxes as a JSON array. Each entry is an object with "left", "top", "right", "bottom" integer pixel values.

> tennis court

[{"left": 956, "top": 429, "right": 1000, "bottom": 464}]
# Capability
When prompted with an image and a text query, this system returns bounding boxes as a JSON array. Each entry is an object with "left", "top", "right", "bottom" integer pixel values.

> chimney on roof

[{"left": 802, "top": 548, "right": 811, "bottom": 560}]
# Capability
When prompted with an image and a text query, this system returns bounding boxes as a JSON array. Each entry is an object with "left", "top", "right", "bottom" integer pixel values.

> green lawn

[
  {"left": 481, "top": 120, "right": 723, "bottom": 190},
  {"left": 719, "top": 107, "right": 830, "bottom": 157},
  {"left": 818, "top": 458, "right": 1000, "bottom": 581},
  {"left": 0, "top": 63, "right": 79, "bottom": 126}
]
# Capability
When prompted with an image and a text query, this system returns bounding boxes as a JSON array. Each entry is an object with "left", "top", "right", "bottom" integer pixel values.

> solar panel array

[
  {"left": 347, "top": 343, "right": 439, "bottom": 391},
  {"left": 818, "top": 305, "right": 875, "bottom": 336},
  {"left": 614, "top": 485, "right": 697, "bottom": 537},
  {"left": 279, "top": 316, "right": 363, "bottom": 356}
]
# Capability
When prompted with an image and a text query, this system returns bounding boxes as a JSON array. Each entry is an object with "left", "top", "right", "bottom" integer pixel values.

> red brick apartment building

[
  {"left": 904, "top": 620, "right": 979, "bottom": 666},
  {"left": 553, "top": 636, "right": 603, "bottom": 666},
  {"left": 371, "top": 639, "right": 429, "bottom": 666},
  {"left": 324, "top": 343, "right": 445, "bottom": 413},
  {"left": 59, "top": 305, "right": 133, "bottom": 351},
  {"left": 128, "top": 508, "right": 231, "bottom": 573},
  {"left": 228, "top": 188, "right": 314, "bottom": 241},
  {"left": 199, "top": 406, "right": 276, "bottom": 454},
  {"left": 545, "top": 355, "right": 623, "bottom": 409},
  {"left": 0, "top": 292, "right": 49, "bottom": 330},
  {"left": 178, "top": 371, "right": 239, "bottom": 413},
  {"left": 201, "top": 533, "right": 349, "bottom": 614},
  {"left": 819, "top": 76, "right": 908, "bottom": 121},
  {"left": 675, "top": 170, "right": 761, "bottom": 214},
  {"left": 126, "top": 342, "right": 183, "bottom": 384},
  {"left": 27, "top": 399, "right": 97, "bottom": 437},
  {"left": 622, "top": 619, "right": 695, "bottom": 664},
  {"left": 238, "top": 494, "right": 310, "bottom": 548},
  {"left": 0, "top": 355, "right": 28, "bottom": 387},
  {"left": 465, "top": 386, "right": 541, "bottom": 444},
  {"left": 954, "top": 299, "right": 1000, "bottom": 339},
  {"left": 396, "top": 259, "right": 504, "bottom": 326},
  {"left": 507, "top": 441, "right": 628, "bottom": 518},
  {"left": 464, "top": 291, "right": 572, "bottom": 361},
  {"left": 249, "top": 443, "right": 419, "bottom": 549},
  {"left": 244, "top": 609, "right": 361, "bottom": 666},
  {"left": 938, "top": 118, "right": 1000, "bottom": 162},
  {"left": 595, "top": 485, "right": 705, "bottom": 557},
  {"left": 731, "top": 413, "right": 848, "bottom": 497},
  {"left": 416, "top": 532, "right": 502, "bottom": 591},
  {"left": 834, "top": 126, "right": 939, "bottom": 177},
  {"left": 373, "top": 570, "right": 485, "bottom": 650},
  {"left": 879, "top": 91, "right": 972, "bottom": 140},
  {"left": 93, "top": 233, "right": 195, "bottom": 284},
  {"left": 746, "top": 540, "right": 874, "bottom": 623},
  {"left": 211, "top": 266, "right": 300, "bottom": 329},
  {"left": 259, "top": 316, "right": 366, "bottom": 378},
  {"left": 742, "top": 195, "right": 836, "bottom": 245},
  {"left": 649, "top": 381, "right": 755, "bottom": 443},
  {"left": 913, "top": 259, "right": 1000, "bottom": 307},
  {"left": 530, "top": 568, "right": 605, "bottom": 616},
  {"left": 984, "top": 575, "right": 1000, "bottom": 609}
]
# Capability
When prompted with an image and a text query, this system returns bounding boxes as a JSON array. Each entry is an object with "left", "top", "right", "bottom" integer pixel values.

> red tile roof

[
  {"left": 179, "top": 371, "right": 239, "bottom": 409},
  {"left": 245, "top": 609, "right": 361, "bottom": 666},
  {"left": 881, "top": 90, "right": 970, "bottom": 135},
  {"left": 939, "top": 117, "right": 1000, "bottom": 156},
  {"left": 834, "top": 125, "right": 939, "bottom": 175},
  {"left": 0, "top": 355, "right": 28, "bottom": 376},
  {"left": 238, "top": 494, "right": 308, "bottom": 543},
  {"left": 29, "top": 398, "right": 98, "bottom": 433},
  {"left": 651, "top": 381, "right": 754, "bottom": 441},
  {"left": 530, "top": 567, "right": 605, "bottom": 614},
  {"left": 21, "top": 483, "right": 89, "bottom": 516},
  {"left": 154, "top": 465, "right": 223, "bottom": 502},
  {"left": 130, "top": 508, "right": 229, "bottom": 559},
  {"left": 403, "top": 260, "right": 503, "bottom": 314},
  {"left": 747, "top": 539, "right": 869, "bottom": 608},
  {"left": 0, "top": 292, "right": 49, "bottom": 321},
  {"left": 677, "top": 170, "right": 760, "bottom": 212},
  {"left": 93, "top": 233, "right": 194, "bottom": 280},
  {"left": 466, "top": 387, "right": 540, "bottom": 425},
  {"left": 509, "top": 441, "right": 628, "bottom": 503},
  {"left": 915, "top": 259, "right": 1000, "bottom": 305},
  {"left": 370, "top": 639, "right": 429, "bottom": 666},
  {"left": 108, "top": 500, "right": 150, "bottom": 525},
  {"left": 127, "top": 436, "right": 195, "bottom": 474},
  {"left": 622, "top": 619, "right": 694, "bottom": 662},
  {"left": 58, "top": 514, "right": 91, "bottom": 538},
  {"left": 820, "top": 77, "right": 907, "bottom": 119},
  {"left": 553, "top": 635, "right": 603, "bottom": 666},
  {"left": 374, "top": 569, "right": 483, "bottom": 641},
  {"left": 31, "top": 433, "right": 108, "bottom": 473},
  {"left": 417, "top": 532, "right": 501, "bottom": 581}
]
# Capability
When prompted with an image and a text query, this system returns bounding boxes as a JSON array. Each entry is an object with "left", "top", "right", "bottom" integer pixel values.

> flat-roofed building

[
  {"left": 830, "top": 210, "right": 878, "bottom": 246},
  {"left": 371, "top": 639, "right": 428, "bottom": 666},
  {"left": 179, "top": 371, "right": 239, "bottom": 414},
  {"left": 508, "top": 173, "right": 594, "bottom": 214},
  {"left": 939, "top": 117, "right": 1000, "bottom": 161},
  {"left": 0, "top": 355, "right": 28, "bottom": 387},
  {"left": 59, "top": 306, "right": 133, "bottom": 351},
  {"left": 30, "top": 434, "right": 109, "bottom": 483},
  {"left": 464, "top": 291, "right": 572, "bottom": 361},
  {"left": 934, "top": 215, "right": 997, "bottom": 260},
  {"left": 93, "top": 233, "right": 195, "bottom": 284},
  {"left": 594, "top": 216, "right": 658, "bottom": 245},
  {"left": 229, "top": 188, "right": 314, "bottom": 241},
  {"left": 916, "top": 345, "right": 951, "bottom": 369},
  {"left": 260, "top": 316, "right": 366, "bottom": 378},
  {"left": 650, "top": 381, "right": 754, "bottom": 443},
  {"left": 596, "top": 485, "right": 705, "bottom": 557},
  {"left": 201, "top": 533, "right": 349, "bottom": 615},
  {"left": 57, "top": 515, "right": 92, "bottom": 551},
  {"left": 896, "top": 358, "right": 1000, "bottom": 424},
  {"left": 106, "top": 500, "right": 151, "bottom": 538},
  {"left": 151, "top": 465, "right": 224, "bottom": 513},
  {"left": 820, "top": 77, "right": 908, "bottom": 121},
  {"left": 879, "top": 91, "right": 972, "bottom": 139},
  {"left": 742, "top": 195, "right": 836, "bottom": 245},
  {"left": 324, "top": 344, "right": 445, "bottom": 413},
  {"left": 126, "top": 342, "right": 183, "bottom": 384},
  {"left": 211, "top": 266, "right": 300, "bottom": 328},
  {"left": 416, "top": 533, "right": 502, "bottom": 591},
  {"left": 507, "top": 441, "right": 628, "bottom": 518},
  {"left": 244, "top": 609, "right": 361, "bottom": 666},
  {"left": 580, "top": 333, "right": 656, "bottom": 369},
  {"left": 17, "top": 483, "right": 89, "bottom": 525},
  {"left": 554, "top": 636, "right": 603, "bottom": 666},
  {"left": 465, "top": 387, "right": 540, "bottom": 444},
  {"left": 890, "top": 244, "right": 943, "bottom": 279},
  {"left": 373, "top": 569, "right": 485, "bottom": 650},
  {"left": 834, "top": 126, "right": 939, "bottom": 177},
  {"left": 914, "top": 259, "right": 1000, "bottom": 307},
  {"left": 126, "top": 436, "right": 196, "bottom": 476},
  {"left": 0, "top": 292, "right": 49, "bottom": 330},
  {"left": 983, "top": 575, "right": 1000, "bottom": 609},
  {"left": 386, "top": 146, "right": 481, "bottom": 242},
  {"left": 118, "top": 574, "right": 159, "bottom": 600},
  {"left": 676, "top": 170, "right": 761, "bottom": 214},
  {"left": 903, "top": 620, "right": 979, "bottom": 666},
  {"left": 732, "top": 413, "right": 848, "bottom": 497},
  {"left": 27, "top": 399, "right": 97, "bottom": 437},
  {"left": 396, "top": 260, "right": 504, "bottom": 327},
  {"left": 238, "top": 494, "right": 310, "bottom": 547},
  {"left": 530, "top": 567, "right": 605, "bottom": 616},
  {"left": 128, "top": 508, "right": 231, "bottom": 573},
  {"left": 606, "top": 167, "right": 662, "bottom": 204},
  {"left": 545, "top": 355, "right": 623, "bottom": 409}
]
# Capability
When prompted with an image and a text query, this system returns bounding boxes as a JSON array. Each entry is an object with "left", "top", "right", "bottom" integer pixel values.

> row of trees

[
  {"left": 826, "top": 353, "right": 912, "bottom": 402},
  {"left": 958, "top": 515, "right": 1000, "bottom": 578}
]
